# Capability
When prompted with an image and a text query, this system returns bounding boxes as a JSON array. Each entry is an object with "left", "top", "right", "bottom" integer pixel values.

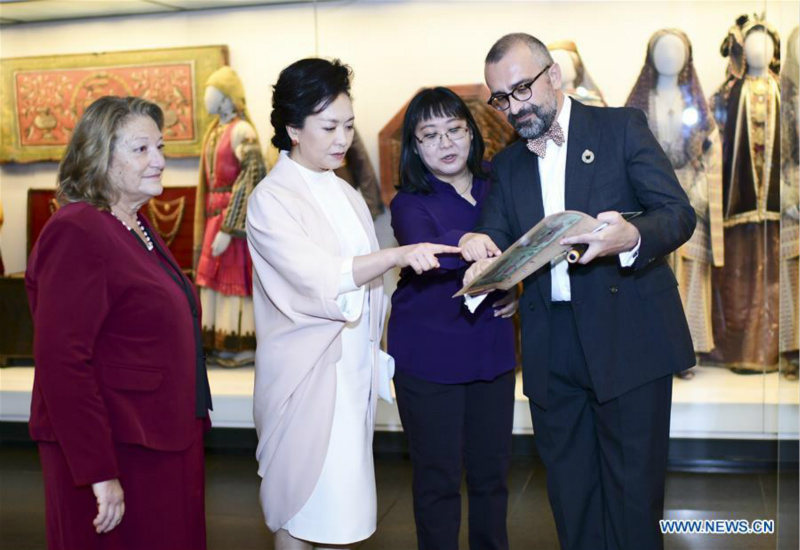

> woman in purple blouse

[{"left": 388, "top": 87, "right": 518, "bottom": 550}]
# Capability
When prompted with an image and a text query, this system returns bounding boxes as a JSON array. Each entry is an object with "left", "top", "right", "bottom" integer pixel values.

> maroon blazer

[{"left": 26, "top": 202, "right": 210, "bottom": 487}]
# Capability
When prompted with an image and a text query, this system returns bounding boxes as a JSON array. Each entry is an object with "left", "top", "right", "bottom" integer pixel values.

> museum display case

[{"left": 0, "top": 2, "right": 796, "bottom": 546}]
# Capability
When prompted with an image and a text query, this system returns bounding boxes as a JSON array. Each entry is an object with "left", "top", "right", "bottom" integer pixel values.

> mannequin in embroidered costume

[
  {"left": 780, "top": 27, "right": 800, "bottom": 380},
  {"left": 194, "top": 66, "right": 266, "bottom": 366},
  {"left": 708, "top": 14, "right": 781, "bottom": 373},
  {"left": 548, "top": 40, "right": 607, "bottom": 107},
  {"left": 625, "top": 29, "right": 724, "bottom": 380}
]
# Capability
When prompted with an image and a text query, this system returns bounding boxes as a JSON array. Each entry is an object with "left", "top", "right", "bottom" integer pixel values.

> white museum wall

[
  {"left": 0, "top": 3, "right": 319, "bottom": 273},
  {"left": 1, "top": 0, "right": 796, "bottom": 274}
]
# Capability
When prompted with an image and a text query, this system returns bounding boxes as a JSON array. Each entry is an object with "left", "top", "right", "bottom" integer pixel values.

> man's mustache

[{"left": 508, "top": 104, "right": 543, "bottom": 127}]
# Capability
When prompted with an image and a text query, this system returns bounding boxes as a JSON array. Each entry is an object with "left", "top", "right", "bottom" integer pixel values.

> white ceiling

[{"left": 0, "top": 0, "right": 326, "bottom": 26}]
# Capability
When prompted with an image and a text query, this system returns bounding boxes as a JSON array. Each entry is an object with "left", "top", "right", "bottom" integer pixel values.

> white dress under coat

[{"left": 246, "top": 152, "right": 386, "bottom": 542}]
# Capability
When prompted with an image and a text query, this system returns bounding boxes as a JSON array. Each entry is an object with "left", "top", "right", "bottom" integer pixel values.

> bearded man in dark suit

[{"left": 460, "top": 33, "right": 696, "bottom": 550}]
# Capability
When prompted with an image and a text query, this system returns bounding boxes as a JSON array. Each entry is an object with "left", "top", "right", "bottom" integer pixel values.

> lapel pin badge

[{"left": 581, "top": 149, "right": 595, "bottom": 164}]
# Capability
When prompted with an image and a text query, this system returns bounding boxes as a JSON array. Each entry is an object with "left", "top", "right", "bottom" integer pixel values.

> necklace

[
  {"left": 110, "top": 209, "right": 154, "bottom": 251},
  {"left": 147, "top": 196, "right": 185, "bottom": 246},
  {"left": 455, "top": 181, "right": 472, "bottom": 197},
  {"left": 656, "top": 89, "right": 682, "bottom": 120},
  {"left": 653, "top": 91, "right": 683, "bottom": 155}
]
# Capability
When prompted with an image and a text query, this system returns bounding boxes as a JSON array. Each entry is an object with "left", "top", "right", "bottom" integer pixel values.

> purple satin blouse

[{"left": 387, "top": 175, "right": 516, "bottom": 384}]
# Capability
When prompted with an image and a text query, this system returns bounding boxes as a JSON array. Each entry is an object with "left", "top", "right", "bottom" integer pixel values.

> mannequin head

[
  {"left": 204, "top": 85, "right": 235, "bottom": 117},
  {"left": 204, "top": 66, "right": 248, "bottom": 120},
  {"left": 744, "top": 29, "right": 775, "bottom": 74},
  {"left": 721, "top": 15, "right": 781, "bottom": 78},
  {"left": 626, "top": 28, "right": 713, "bottom": 138},
  {"left": 646, "top": 30, "right": 692, "bottom": 85},
  {"left": 652, "top": 33, "right": 688, "bottom": 77},
  {"left": 551, "top": 49, "right": 579, "bottom": 89}
]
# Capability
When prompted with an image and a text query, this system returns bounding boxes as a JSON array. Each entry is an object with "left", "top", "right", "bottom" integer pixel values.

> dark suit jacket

[
  {"left": 476, "top": 101, "right": 696, "bottom": 408},
  {"left": 26, "top": 202, "right": 208, "bottom": 487}
]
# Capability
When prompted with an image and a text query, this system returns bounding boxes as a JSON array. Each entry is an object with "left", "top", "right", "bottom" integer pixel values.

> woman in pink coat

[{"left": 246, "top": 58, "right": 458, "bottom": 550}]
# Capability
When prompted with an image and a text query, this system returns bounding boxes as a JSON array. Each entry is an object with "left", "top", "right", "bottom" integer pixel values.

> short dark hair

[
  {"left": 486, "top": 32, "right": 553, "bottom": 66},
  {"left": 57, "top": 96, "right": 164, "bottom": 209},
  {"left": 270, "top": 58, "right": 352, "bottom": 151},
  {"left": 398, "top": 87, "right": 488, "bottom": 195}
]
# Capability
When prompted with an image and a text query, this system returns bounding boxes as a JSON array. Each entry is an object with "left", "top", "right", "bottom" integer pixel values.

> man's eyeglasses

[
  {"left": 487, "top": 64, "right": 552, "bottom": 112},
  {"left": 415, "top": 126, "right": 470, "bottom": 148}
]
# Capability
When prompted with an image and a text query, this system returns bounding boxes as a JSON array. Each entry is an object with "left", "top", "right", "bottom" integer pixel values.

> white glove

[{"left": 211, "top": 231, "right": 233, "bottom": 257}]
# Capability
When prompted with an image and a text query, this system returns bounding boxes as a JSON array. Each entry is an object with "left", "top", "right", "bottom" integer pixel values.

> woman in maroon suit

[{"left": 25, "top": 96, "right": 212, "bottom": 550}]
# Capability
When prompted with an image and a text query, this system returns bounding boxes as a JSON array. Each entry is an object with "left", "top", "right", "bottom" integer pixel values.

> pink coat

[{"left": 246, "top": 153, "right": 386, "bottom": 532}]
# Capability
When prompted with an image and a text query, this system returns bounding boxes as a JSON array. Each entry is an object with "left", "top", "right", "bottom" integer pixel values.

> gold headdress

[
  {"left": 720, "top": 13, "right": 781, "bottom": 80},
  {"left": 205, "top": 66, "right": 252, "bottom": 123}
]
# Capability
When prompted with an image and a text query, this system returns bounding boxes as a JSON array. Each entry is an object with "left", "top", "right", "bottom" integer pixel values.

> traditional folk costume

[
  {"left": 780, "top": 26, "right": 800, "bottom": 378},
  {"left": 548, "top": 40, "right": 607, "bottom": 107},
  {"left": 625, "top": 29, "right": 724, "bottom": 356},
  {"left": 709, "top": 14, "right": 782, "bottom": 372},
  {"left": 194, "top": 67, "right": 266, "bottom": 362}
]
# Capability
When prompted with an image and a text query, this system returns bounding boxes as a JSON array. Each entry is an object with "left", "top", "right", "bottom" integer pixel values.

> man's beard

[{"left": 508, "top": 100, "right": 557, "bottom": 140}]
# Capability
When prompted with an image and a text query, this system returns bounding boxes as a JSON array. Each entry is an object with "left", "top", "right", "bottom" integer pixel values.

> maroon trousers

[{"left": 39, "top": 421, "right": 206, "bottom": 550}]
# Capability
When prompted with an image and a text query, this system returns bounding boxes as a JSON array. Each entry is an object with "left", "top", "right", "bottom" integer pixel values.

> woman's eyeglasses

[{"left": 415, "top": 126, "right": 470, "bottom": 148}]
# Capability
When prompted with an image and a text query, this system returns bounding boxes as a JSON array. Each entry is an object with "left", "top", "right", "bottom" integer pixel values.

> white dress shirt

[{"left": 538, "top": 97, "right": 639, "bottom": 302}]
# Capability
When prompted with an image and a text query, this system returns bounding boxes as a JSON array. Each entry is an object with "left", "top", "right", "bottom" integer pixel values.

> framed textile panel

[
  {"left": 1, "top": 45, "right": 229, "bottom": 163},
  {"left": 377, "top": 83, "right": 518, "bottom": 205},
  {"left": 27, "top": 186, "right": 198, "bottom": 271}
]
